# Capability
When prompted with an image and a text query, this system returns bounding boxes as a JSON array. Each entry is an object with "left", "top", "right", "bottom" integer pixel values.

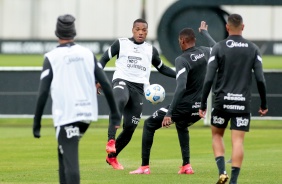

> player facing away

[
  {"left": 130, "top": 21, "right": 216, "bottom": 174},
  {"left": 199, "top": 14, "right": 268, "bottom": 184},
  {"left": 96, "top": 18, "right": 176, "bottom": 170},
  {"left": 32, "top": 14, "right": 121, "bottom": 184}
]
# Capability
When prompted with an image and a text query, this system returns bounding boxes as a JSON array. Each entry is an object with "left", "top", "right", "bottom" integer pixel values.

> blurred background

[
  {"left": 1, "top": 0, "right": 282, "bottom": 61},
  {"left": 0, "top": 0, "right": 281, "bottom": 118}
]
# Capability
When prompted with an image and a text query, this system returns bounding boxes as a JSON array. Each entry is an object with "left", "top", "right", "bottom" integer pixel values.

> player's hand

[
  {"left": 258, "top": 108, "right": 268, "bottom": 116},
  {"left": 162, "top": 116, "right": 173, "bottom": 128},
  {"left": 33, "top": 121, "right": 41, "bottom": 138},
  {"left": 199, "top": 21, "right": 208, "bottom": 32},
  {"left": 199, "top": 109, "right": 206, "bottom": 118},
  {"left": 96, "top": 82, "right": 102, "bottom": 95}
]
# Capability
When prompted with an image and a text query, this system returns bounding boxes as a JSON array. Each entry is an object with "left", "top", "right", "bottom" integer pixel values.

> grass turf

[
  {"left": 1, "top": 54, "right": 282, "bottom": 69},
  {"left": 0, "top": 118, "right": 281, "bottom": 183}
]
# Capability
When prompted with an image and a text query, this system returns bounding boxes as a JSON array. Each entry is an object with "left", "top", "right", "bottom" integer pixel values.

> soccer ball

[{"left": 145, "top": 84, "right": 165, "bottom": 105}]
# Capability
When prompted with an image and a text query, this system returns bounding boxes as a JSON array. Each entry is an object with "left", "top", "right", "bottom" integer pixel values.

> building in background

[{"left": 0, "top": 0, "right": 282, "bottom": 40}]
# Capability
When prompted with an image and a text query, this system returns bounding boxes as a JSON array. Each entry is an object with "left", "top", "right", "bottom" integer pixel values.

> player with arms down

[
  {"left": 130, "top": 21, "right": 216, "bottom": 174},
  {"left": 32, "top": 14, "right": 121, "bottom": 184},
  {"left": 199, "top": 14, "right": 268, "bottom": 184}
]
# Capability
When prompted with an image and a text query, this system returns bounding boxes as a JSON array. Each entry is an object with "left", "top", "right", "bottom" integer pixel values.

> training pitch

[{"left": 0, "top": 118, "right": 281, "bottom": 183}]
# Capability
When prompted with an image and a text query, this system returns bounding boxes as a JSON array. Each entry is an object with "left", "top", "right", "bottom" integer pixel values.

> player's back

[
  {"left": 212, "top": 35, "right": 260, "bottom": 113},
  {"left": 214, "top": 35, "right": 258, "bottom": 95},
  {"left": 176, "top": 46, "right": 210, "bottom": 109}
]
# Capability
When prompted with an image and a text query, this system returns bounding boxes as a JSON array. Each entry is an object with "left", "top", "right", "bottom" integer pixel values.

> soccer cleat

[
  {"left": 216, "top": 174, "right": 229, "bottom": 184},
  {"left": 106, "top": 156, "right": 124, "bottom": 170},
  {"left": 129, "top": 166, "right": 150, "bottom": 174},
  {"left": 178, "top": 164, "right": 194, "bottom": 174},
  {"left": 106, "top": 139, "right": 116, "bottom": 154}
]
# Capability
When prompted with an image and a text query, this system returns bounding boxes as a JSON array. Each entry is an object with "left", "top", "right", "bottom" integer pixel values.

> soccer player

[
  {"left": 199, "top": 14, "right": 268, "bottom": 184},
  {"left": 96, "top": 18, "right": 176, "bottom": 170},
  {"left": 32, "top": 14, "right": 121, "bottom": 184},
  {"left": 129, "top": 21, "right": 216, "bottom": 174}
]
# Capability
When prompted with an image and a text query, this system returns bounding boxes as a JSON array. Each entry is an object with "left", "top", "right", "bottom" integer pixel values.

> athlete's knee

[
  {"left": 175, "top": 122, "right": 188, "bottom": 133},
  {"left": 123, "top": 122, "right": 138, "bottom": 133},
  {"left": 144, "top": 117, "right": 159, "bottom": 131}
]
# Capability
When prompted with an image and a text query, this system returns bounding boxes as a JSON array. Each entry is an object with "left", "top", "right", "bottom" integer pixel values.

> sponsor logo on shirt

[
  {"left": 190, "top": 53, "right": 205, "bottom": 61},
  {"left": 133, "top": 47, "right": 140, "bottom": 53},
  {"left": 65, "top": 125, "right": 80, "bottom": 138},
  {"left": 213, "top": 116, "right": 225, "bottom": 124},
  {"left": 65, "top": 56, "right": 84, "bottom": 64},
  {"left": 191, "top": 112, "right": 199, "bottom": 116},
  {"left": 192, "top": 102, "right": 201, "bottom": 109},
  {"left": 76, "top": 112, "right": 92, "bottom": 117},
  {"left": 224, "top": 93, "right": 246, "bottom": 101},
  {"left": 226, "top": 40, "right": 248, "bottom": 48},
  {"left": 223, "top": 104, "right": 245, "bottom": 110},
  {"left": 75, "top": 100, "right": 91, "bottom": 106},
  {"left": 236, "top": 117, "right": 249, "bottom": 127},
  {"left": 127, "top": 56, "right": 146, "bottom": 71}
]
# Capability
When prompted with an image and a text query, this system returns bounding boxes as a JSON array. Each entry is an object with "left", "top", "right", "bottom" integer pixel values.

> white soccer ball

[{"left": 145, "top": 84, "right": 165, "bottom": 105}]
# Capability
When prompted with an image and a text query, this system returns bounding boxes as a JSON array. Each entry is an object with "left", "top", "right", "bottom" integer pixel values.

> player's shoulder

[
  {"left": 244, "top": 39, "right": 259, "bottom": 49},
  {"left": 143, "top": 41, "right": 152, "bottom": 47},
  {"left": 175, "top": 55, "right": 187, "bottom": 64},
  {"left": 74, "top": 44, "right": 93, "bottom": 54},
  {"left": 118, "top": 38, "right": 129, "bottom": 42}
]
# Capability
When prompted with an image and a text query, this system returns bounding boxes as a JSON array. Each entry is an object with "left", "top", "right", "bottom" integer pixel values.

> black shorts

[
  {"left": 211, "top": 109, "right": 251, "bottom": 132},
  {"left": 159, "top": 105, "right": 200, "bottom": 127}
]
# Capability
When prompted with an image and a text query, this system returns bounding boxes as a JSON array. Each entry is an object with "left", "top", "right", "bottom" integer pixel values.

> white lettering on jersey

[
  {"left": 213, "top": 116, "right": 225, "bottom": 124},
  {"left": 226, "top": 40, "right": 248, "bottom": 48},
  {"left": 192, "top": 102, "right": 201, "bottom": 108},
  {"left": 176, "top": 68, "right": 186, "bottom": 79},
  {"left": 152, "top": 111, "right": 158, "bottom": 118},
  {"left": 190, "top": 53, "right": 205, "bottom": 61},
  {"left": 223, "top": 105, "right": 245, "bottom": 110},
  {"left": 191, "top": 112, "right": 199, "bottom": 116},
  {"left": 40, "top": 69, "right": 50, "bottom": 80},
  {"left": 224, "top": 93, "right": 246, "bottom": 101},
  {"left": 236, "top": 117, "right": 249, "bottom": 127},
  {"left": 132, "top": 116, "right": 140, "bottom": 124},
  {"left": 65, "top": 125, "right": 80, "bottom": 138}
]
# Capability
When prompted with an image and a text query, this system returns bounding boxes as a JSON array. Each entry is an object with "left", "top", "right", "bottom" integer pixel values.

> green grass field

[
  {"left": 1, "top": 54, "right": 282, "bottom": 69},
  {"left": 0, "top": 118, "right": 281, "bottom": 184}
]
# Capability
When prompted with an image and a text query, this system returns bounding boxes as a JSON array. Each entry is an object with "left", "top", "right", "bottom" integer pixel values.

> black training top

[
  {"left": 200, "top": 35, "right": 267, "bottom": 113},
  {"left": 166, "top": 30, "right": 216, "bottom": 117}
]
